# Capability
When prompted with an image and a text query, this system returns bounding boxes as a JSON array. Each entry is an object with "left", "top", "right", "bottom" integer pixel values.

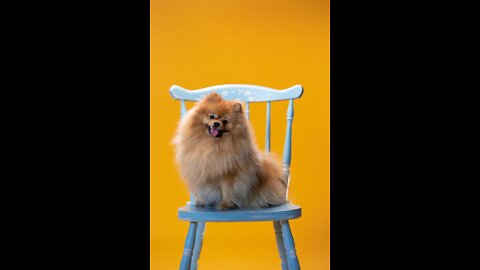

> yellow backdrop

[{"left": 151, "top": 0, "right": 329, "bottom": 269}]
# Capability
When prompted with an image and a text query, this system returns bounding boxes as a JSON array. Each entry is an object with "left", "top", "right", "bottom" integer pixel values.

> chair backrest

[{"left": 170, "top": 84, "right": 303, "bottom": 203}]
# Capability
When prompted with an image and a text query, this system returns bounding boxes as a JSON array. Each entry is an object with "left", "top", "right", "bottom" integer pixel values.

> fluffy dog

[{"left": 173, "top": 92, "right": 287, "bottom": 209}]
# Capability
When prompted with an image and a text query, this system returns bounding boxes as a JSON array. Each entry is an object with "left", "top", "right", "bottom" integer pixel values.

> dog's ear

[
  {"left": 232, "top": 101, "right": 243, "bottom": 113},
  {"left": 203, "top": 92, "right": 222, "bottom": 103}
]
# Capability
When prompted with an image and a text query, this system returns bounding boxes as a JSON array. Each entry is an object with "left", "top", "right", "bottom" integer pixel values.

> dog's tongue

[{"left": 210, "top": 127, "right": 219, "bottom": 137}]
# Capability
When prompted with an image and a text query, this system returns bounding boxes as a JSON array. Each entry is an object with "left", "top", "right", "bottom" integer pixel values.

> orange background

[{"left": 150, "top": 0, "right": 329, "bottom": 269}]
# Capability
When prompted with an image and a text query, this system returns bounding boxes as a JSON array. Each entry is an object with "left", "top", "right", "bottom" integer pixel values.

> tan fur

[{"left": 173, "top": 92, "right": 287, "bottom": 209}]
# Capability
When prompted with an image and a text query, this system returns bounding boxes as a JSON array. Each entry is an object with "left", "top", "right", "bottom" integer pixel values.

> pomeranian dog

[{"left": 173, "top": 92, "right": 287, "bottom": 209}]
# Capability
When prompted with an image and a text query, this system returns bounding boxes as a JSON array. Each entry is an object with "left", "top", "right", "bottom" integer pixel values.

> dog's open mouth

[{"left": 208, "top": 126, "right": 227, "bottom": 137}]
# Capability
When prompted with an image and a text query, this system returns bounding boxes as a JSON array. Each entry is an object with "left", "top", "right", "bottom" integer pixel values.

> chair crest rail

[{"left": 170, "top": 84, "right": 303, "bottom": 102}]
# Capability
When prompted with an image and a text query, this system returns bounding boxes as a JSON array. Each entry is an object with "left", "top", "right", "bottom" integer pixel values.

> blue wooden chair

[{"left": 170, "top": 84, "right": 304, "bottom": 270}]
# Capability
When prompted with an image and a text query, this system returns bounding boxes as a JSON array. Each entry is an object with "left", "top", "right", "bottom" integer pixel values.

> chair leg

[
  {"left": 273, "top": 221, "right": 289, "bottom": 270},
  {"left": 180, "top": 222, "right": 197, "bottom": 270},
  {"left": 281, "top": 220, "right": 300, "bottom": 270},
  {"left": 191, "top": 222, "right": 206, "bottom": 270}
]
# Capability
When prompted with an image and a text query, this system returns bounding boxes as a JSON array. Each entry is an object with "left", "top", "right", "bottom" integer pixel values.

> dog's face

[{"left": 192, "top": 92, "right": 245, "bottom": 138}]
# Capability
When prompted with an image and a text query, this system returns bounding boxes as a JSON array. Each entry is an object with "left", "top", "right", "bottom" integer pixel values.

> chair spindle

[
  {"left": 180, "top": 99, "right": 187, "bottom": 118},
  {"left": 282, "top": 99, "right": 294, "bottom": 199}
]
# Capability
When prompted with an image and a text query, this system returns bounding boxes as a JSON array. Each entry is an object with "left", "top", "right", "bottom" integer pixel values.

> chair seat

[{"left": 178, "top": 202, "right": 302, "bottom": 222}]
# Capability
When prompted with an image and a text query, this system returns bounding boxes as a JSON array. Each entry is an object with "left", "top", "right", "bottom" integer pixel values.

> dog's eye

[
  {"left": 209, "top": 114, "right": 215, "bottom": 119},
  {"left": 222, "top": 119, "right": 228, "bottom": 124}
]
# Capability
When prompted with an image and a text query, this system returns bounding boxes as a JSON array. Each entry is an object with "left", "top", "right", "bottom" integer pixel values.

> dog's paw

[
  {"left": 193, "top": 199, "right": 206, "bottom": 207},
  {"left": 217, "top": 202, "right": 236, "bottom": 210}
]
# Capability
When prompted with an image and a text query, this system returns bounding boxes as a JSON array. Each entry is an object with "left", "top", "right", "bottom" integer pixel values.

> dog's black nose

[{"left": 213, "top": 121, "right": 221, "bottom": 128}]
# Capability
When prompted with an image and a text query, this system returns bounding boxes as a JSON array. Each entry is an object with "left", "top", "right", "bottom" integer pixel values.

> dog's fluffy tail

[
  {"left": 249, "top": 152, "right": 288, "bottom": 208},
  {"left": 261, "top": 152, "right": 288, "bottom": 186}
]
